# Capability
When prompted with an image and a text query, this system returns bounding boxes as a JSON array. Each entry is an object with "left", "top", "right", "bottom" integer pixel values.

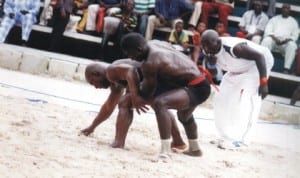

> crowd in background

[{"left": 0, "top": 0, "right": 299, "bottom": 76}]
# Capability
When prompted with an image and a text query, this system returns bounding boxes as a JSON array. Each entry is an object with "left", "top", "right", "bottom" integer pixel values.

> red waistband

[{"left": 188, "top": 75, "right": 206, "bottom": 86}]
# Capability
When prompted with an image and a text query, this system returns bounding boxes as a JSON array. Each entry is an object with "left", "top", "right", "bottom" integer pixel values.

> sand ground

[{"left": 0, "top": 68, "right": 299, "bottom": 178}]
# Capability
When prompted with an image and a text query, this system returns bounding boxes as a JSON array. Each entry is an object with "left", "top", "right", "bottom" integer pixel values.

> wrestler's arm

[
  {"left": 81, "top": 84, "right": 124, "bottom": 136},
  {"left": 139, "top": 61, "right": 158, "bottom": 98},
  {"left": 233, "top": 43, "right": 268, "bottom": 99}
]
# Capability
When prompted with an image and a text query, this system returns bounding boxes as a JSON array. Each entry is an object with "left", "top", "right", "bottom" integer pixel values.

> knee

[
  {"left": 195, "top": 2, "right": 203, "bottom": 9},
  {"left": 118, "top": 95, "right": 132, "bottom": 109},
  {"left": 261, "top": 36, "right": 273, "bottom": 47},
  {"left": 287, "top": 41, "right": 298, "bottom": 51},
  {"left": 148, "top": 15, "right": 156, "bottom": 24},
  {"left": 151, "top": 97, "right": 167, "bottom": 111}
]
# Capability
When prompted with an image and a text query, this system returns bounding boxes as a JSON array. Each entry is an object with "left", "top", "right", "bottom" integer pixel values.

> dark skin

[
  {"left": 239, "top": 0, "right": 264, "bottom": 40},
  {"left": 201, "top": 30, "right": 268, "bottom": 99},
  {"left": 81, "top": 59, "right": 186, "bottom": 149},
  {"left": 121, "top": 33, "right": 206, "bottom": 156},
  {"left": 269, "top": 4, "right": 292, "bottom": 46}
]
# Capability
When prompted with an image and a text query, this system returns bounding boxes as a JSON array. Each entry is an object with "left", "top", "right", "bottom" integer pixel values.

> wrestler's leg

[
  {"left": 111, "top": 93, "right": 133, "bottom": 148},
  {"left": 152, "top": 89, "right": 196, "bottom": 155},
  {"left": 170, "top": 113, "right": 187, "bottom": 150},
  {"left": 177, "top": 106, "right": 202, "bottom": 156}
]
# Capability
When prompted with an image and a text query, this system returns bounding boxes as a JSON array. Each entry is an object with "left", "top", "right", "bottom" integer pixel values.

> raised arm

[{"left": 233, "top": 43, "right": 268, "bottom": 99}]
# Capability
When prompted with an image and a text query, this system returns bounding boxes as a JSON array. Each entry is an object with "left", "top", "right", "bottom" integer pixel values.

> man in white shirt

[
  {"left": 236, "top": 0, "right": 269, "bottom": 44},
  {"left": 261, "top": 3, "right": 299, "bottom": 73}
]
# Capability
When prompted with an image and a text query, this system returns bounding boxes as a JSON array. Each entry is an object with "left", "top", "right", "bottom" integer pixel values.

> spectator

[
  {"left": 246, "top": 0, "right": 276, "bottom": 18},
  {"left": 191, "top": 22, "right": 206, "bottom": 63},
  {"left": 201, "top": 0, "right": 234, "bottom": 31},
  {"left": 74, "top": 0, "right": 90, "bottom": 33},
  {"left": 188, "top": 0, "right": 205, "bottom": 30},
  {"left": 48, "top": 0, "right": 74, "bottom": 52},
  {"left": 168, "top": 20, "right": 190, "bottom": 53},
  {"left": 39, "top": 0, "right": 53, "bottom": 26},
  {"left": 215, "top": 21, "right": 230, "bottom": 37},
  {"left": 261, "top": 3, "right": 299, "bottom": 73},
  {"left": 133, "top": 0, "right": 155, "bottom": 36},
  {"left": 101, "top": 0, "right": 137, "bottom": 48},
  {"left": 85, "top": 0, "right": 123, "bottom": 32},
  {"left": 295, "top": 47, "right": 300, "bottom": 76},
  {"left": 236, "top": 0, "right": 269, "bottom": 44},
  {"left": 145, "top": 0, "right": 194, "bottom": 41},
  {"left": 0, "top": 0, "right": 40, "bottom": 46}
]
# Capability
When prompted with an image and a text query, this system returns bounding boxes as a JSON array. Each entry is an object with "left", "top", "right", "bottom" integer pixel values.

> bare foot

[
  {"left": 110, "top": 141, "right": 125, "bottom": 148},
  {"left": 183, "top": 149, "right": 203, "bottom": 157}
]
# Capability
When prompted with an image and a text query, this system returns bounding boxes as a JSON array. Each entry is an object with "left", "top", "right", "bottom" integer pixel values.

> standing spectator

[
  {"left": 85, "top": 0, "right": 123, "bottom": 32},
  {"left": 201, "top": 0, "right": 234, "bottom": 31},
  {"left": 215, "top": 21, "right": 230, "bottom": 37},
  {"left": 236, "top": 0, "right": 269, "bottom": 44},
  {"left": 133, "top": 0, "right": 155, "bottom": 36},
  {"left": 74, "top": 0, "right": 90, "bottom": 33},
  {"left": 48, "top": 0, "right": 74, "bottom": 52},
  {"left": 246, "top": 0, "right": 276, "bottom": 18},
  {"left": 261, "top": 3, "right": 299, "bottom": 73},
  {"left": 145, "top": 0, "right": 194, "bottom": 41},
  {"left": 0, "top": 0, "right": 40, "bottom": 46}
]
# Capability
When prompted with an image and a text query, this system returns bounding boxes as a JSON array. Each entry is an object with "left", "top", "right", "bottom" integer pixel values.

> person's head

[
  {"left": 197, "top": 22, "right": 207, "bottom": 34},
  {"left": 175, "top": 21, "right": 184, "bottom": 33},
  {"left": 120, "top": 32, "right": 148, "bottom": 61},
  {"left": 123, "top": 0, "right": 135, "bottom": 12},
  {"left": 253, "top": 0, "right": 263, "bottom": 15},
  {"left": 281, "top": 3, "right": 291, "bottom": 18},
  {"left": 215, "top": 22, "right": 226, "bottom": 36},
  {"left": 201, "top": 30, "right": 222, "bottom": 57},
  {"left": 85, "top": 63, "right": 110, "bottom": 89}
]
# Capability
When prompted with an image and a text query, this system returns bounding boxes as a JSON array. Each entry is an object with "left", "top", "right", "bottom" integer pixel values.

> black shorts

[{"left": 184, "top": 79, "right": 211, "bottom": 105}]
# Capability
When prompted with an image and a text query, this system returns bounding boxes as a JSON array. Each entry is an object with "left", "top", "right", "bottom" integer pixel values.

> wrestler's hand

[
  {"left": 80, "top": 126, "right": 94, "bottom": 136},
  {"left": 259, "top": 85, "right": 268, "bottom": 99},
  {"left": 132, "top": 96, "right": 149, "bottom": 115}
]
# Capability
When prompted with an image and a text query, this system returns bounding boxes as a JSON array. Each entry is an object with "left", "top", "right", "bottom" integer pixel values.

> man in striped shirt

[{"left": 133, "top": 0, "right": 155, "bottom": 36}]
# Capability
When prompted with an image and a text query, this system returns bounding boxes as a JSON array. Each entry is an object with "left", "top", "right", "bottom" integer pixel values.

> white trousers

[
  {"left": 214, "top": 67, "right": 262, "bottom": 145},
  {"left": 189, "top": 1, "right": 203, "bottom": 27},
  {"left": 261, "top": 36, "right": 297, "bottom": 69}
]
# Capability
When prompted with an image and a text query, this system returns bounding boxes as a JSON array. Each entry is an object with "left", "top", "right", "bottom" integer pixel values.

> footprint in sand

[{"left": 11, "top": 120, "right": 32, "bottom": 127}]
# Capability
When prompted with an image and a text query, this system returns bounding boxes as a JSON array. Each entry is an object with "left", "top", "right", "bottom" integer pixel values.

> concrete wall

[{"left": 0, "top": 43, "right": 299, "bottom": 123}]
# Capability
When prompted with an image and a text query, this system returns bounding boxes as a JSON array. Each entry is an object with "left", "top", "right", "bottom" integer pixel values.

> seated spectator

[
  {"left": 101, "top": 0, "right": 137, "bottom": 48},
  {"left": 0, "top": 0, "right": 40, "bottom": 46},
  {"left": 74, "top": 0, "right": 90, "bottom": 33},
  {"left": 246, "top": 0, "right": 276, "bottom": 18},
  {"left": 168, "top": 20, "right": 190, "bottom": 53},
  {"left": 145, "top": 0, "right": 194, "bottom": 41},
  {"left": 48, "top": 0, "right": 74, "bottom": 52},
  {"left": 215, "top": 21, "right": 230, "bottom": 37},
  {"left": 188, "top": 0, "right": 205, "bottom": 30},
  {"left": 191, "top": 22, "right": 206, "bottom": 64},
  {"left": 39, "top": 0, "right": 53, "bottom": 26},
  {"left": 261, "top": 3, "right": 299, "bottom": 74},
  {"left": 236, "top": 0, "right": 269, "bottom": 44},
  {"left": 201, "top": 0, "right": 234, "bottom": 31},
  {"left": 85, "top": 0, "right": 123, "bottom": 32},
  {"left": 133, "top": 0, "right": 155, "bottom": 36}
]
